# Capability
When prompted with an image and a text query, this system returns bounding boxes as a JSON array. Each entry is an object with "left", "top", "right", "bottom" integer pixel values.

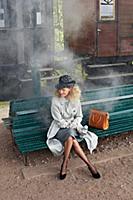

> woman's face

[{"left": 58, "top": 87, "right": 71, "bottom": 98}]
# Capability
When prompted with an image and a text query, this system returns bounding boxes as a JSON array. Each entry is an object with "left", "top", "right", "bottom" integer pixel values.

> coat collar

[{"left": 59, "top": 97, "right": 69, "bottom": 105}]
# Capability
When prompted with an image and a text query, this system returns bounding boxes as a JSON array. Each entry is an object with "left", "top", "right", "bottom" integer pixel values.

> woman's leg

[
  {"left": 61, "top": 136, "right": 73, "bottom": 176},
  {"left": 72, "top": 139, "right": 100, "bottom": 177}
]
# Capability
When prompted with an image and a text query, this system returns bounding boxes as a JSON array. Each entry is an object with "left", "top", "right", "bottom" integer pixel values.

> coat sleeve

[
  {"left": 51, "top": 98, "right": 69, "bottom": 128},
  {"left": 69, "top": 100, "right": 83, "bottom": 129}
]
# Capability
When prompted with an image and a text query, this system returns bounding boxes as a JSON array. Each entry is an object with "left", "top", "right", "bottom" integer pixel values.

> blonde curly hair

[{"left": 55, "top": 85, "right": 81, "bottom": 101}]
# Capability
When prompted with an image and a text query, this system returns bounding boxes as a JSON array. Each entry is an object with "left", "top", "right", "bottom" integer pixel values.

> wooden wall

[
  {"left": 63, "top": 0, "right": 96, "bottom": 56},
  {"left": 118, "top": 0, "right": 133, "bottom": 55},
  {"left": 63, "top": 0, "right": 133, "bottom": 58}
]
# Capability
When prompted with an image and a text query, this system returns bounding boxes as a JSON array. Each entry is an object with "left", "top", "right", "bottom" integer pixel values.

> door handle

[{"left": 97, "top": 28, "right": 101, "bottom": 32}]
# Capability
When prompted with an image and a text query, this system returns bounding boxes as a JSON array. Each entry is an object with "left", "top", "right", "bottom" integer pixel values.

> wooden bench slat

[{"left": 16, "top": 109, "right": 39, "bottom": 116}]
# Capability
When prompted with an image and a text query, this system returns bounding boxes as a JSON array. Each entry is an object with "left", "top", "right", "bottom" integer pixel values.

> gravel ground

[{"left": 0, "top": 122, "right": 133, "bottom": 200}]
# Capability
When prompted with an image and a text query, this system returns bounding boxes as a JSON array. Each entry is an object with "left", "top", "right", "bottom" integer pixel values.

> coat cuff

[{"left": 57, "top": 119, "right": 69, "bottom": 128}]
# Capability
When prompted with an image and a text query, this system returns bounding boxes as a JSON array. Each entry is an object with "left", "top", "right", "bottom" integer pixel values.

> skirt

[{"left": 54, "top": 128, "right": 79, "bottom": 145}]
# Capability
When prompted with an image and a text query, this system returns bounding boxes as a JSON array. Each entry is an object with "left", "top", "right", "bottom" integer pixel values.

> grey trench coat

[{"left": 46, "top": 96, "right": 98, "bottom": 156}]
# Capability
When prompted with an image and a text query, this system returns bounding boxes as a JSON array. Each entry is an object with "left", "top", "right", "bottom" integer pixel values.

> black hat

[{"left": 56, "top": 75, "right": 76, "bottom": 89}]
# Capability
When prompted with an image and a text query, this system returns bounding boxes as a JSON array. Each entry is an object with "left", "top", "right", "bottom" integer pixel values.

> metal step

[
  {"left": 27, "top": 67, "right": 54, "bottom": 73},
  {"left": 20, "top": 75, "right": 60, "bottom": 82},
  {"left": 87, "top": 63, "right": 127, "bottom": 68},
  {"left": 88, "top": 73, "right": 133, "bottom": 80}
]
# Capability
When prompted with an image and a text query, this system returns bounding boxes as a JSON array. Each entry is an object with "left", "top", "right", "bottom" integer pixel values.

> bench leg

[
  {"left": 23, "top": 153, "right": 28, "bottom": 166},
  {"left": 10, "top": 129, "right": 16, "bottom": 146}
]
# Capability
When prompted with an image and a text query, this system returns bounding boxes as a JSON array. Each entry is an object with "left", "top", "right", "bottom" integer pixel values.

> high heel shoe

[
  {"left": 88, "top": 166, "right": 101, "bottom": 179},
  {"left": 60, "top": 163, "right": 67, "bottom": 180}
]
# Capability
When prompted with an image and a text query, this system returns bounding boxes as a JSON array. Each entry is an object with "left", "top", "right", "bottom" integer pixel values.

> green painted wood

[
  {"left": 82, "top": 84, "right": 133, "bottom": 101},
  {"left": 10, "top": 96, "right": 51, "bottom": 115},
  {"left": 7, "top": 84, "right": 133, "bottom": 155}
]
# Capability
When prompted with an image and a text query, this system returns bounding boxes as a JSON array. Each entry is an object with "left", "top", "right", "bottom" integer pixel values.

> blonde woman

[{"left": 46, "top": 75, "right": 101, "bottom": 180}]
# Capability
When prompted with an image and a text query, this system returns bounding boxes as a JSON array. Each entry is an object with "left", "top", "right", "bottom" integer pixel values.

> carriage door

[{"left": 97, "top": 0, "right": 117, "bottom": 57}]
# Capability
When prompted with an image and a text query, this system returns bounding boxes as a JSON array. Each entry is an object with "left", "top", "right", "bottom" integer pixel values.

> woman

[{"left": 46, "top": 75, "right": 101, "bottom": 180}]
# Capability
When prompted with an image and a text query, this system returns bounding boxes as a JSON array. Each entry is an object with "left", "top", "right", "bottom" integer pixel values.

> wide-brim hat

[{"left": 56, "top": 75, "right": 76, "bottom": 89}]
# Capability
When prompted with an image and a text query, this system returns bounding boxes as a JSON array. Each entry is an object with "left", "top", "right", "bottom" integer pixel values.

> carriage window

[
  {"left": 0, "top": 0, "right": 5, "bottom": 27},
  {"left": 0, "top": 0, "right": 17, "bottom": 28},
  {"left": 99, "top": 0, "right": 115, "bottom": 21}
]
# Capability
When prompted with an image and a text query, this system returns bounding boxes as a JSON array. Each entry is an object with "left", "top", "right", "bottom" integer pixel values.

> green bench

[
  {"left": 3, "top": 84, "right": 133, "bottom": 165},
  {"left": 7, "top": 96, "right": 52, "bottom": 165}
]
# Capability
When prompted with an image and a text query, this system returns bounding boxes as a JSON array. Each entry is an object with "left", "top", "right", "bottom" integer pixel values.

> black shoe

[
  {"left": 60, "top": 173, "right": 66, "bottom": 180},
  {"left": 91, "top": 171, "right": 101, "bottom": 179},
  {"left": 60, "top": 163, "right": 67, "bottom": 180},
  {"left": 88, "top": 166, "right": 101, "bottom": 179}
]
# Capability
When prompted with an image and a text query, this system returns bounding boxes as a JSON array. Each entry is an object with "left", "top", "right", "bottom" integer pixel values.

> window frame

[
  {"left": 0, "top": 0, "right": 5, "bottom": 27},
  {"left": 99, "top": 0, "right": 115, "bottom": 21}
]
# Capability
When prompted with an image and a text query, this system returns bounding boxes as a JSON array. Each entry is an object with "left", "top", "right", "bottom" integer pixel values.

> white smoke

[
  {"left": 1, "top": 0, "right": 130, "bottom": 100},
  {"left": 63, "top": 0, "right": 94, "bottom": 36}
]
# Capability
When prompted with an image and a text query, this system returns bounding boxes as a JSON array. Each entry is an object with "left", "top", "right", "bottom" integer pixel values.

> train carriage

[
  {"left": 63, "top": 0, "right": 133, "bottom": 63},
  {"left": 0, "top": 0, "right": 133, "bottom": 99}
]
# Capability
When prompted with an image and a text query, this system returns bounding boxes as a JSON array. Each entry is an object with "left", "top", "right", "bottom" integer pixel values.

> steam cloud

[
  {"left": 0, "top": 0, "right": 130, "bottom": 100},
  {"left": 63, "top": 0, "right": 94, "bottom": 36}
]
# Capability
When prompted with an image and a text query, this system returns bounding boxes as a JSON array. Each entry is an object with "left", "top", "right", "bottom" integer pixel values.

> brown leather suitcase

[{"left": 89, "top": 109, "right": 109, "bottom": 130}]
